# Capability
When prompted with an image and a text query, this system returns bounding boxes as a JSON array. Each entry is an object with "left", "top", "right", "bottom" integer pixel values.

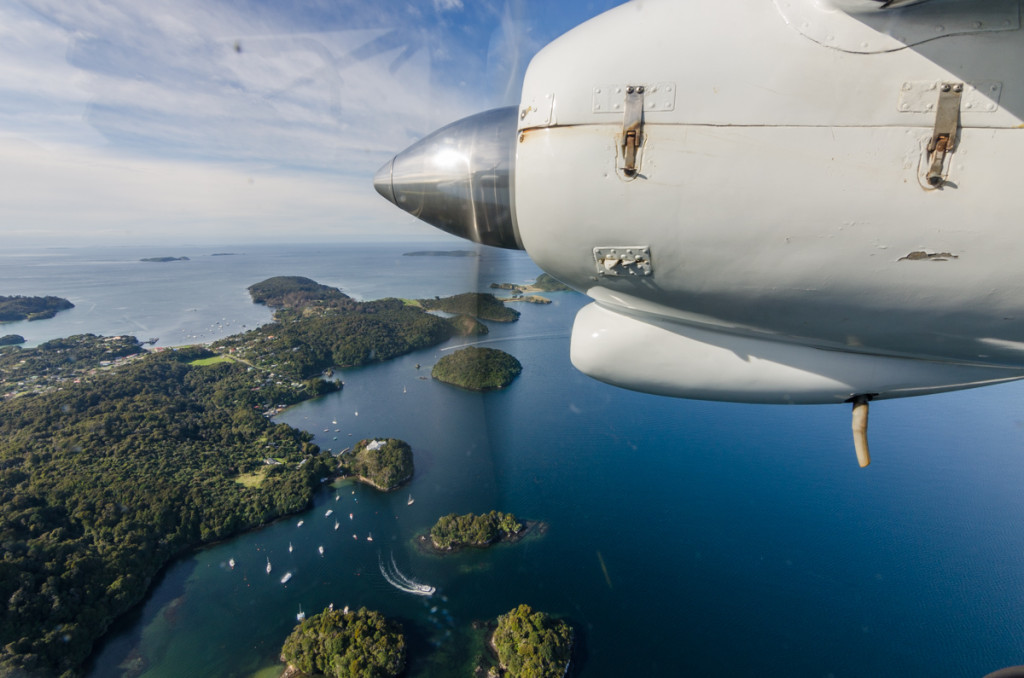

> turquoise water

[{"left": 5, "top": 243, "right": 1024, "bottom": 676}]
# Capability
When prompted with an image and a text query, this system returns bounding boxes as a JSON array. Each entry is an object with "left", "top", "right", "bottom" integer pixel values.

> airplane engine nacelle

[{"left": 375, "top": 0, "right": 1024, "bottom": 405}]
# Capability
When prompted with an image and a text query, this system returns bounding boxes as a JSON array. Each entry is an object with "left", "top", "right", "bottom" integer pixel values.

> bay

[{"left": 5, "top": 243, "right": 1024, "bottom": 677}]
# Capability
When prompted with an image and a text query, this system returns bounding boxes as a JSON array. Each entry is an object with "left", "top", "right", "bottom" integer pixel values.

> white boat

[
  {"left": 318, "top": 545, "right": 324, "bottom": 555},
  {"left": 280, "top": 572, "right": 292, "bottom": 584},
  {"left": 325, "top": 509, "right": 333, "bottom": 517},
  {"left": 297, "top": 520, "right": 304, "bottom": 527},
  {"left": 296, "top": 606, "right": 305, "bottom": 622},
  {"left": 266, "top": 558, "right": 272, "bottom": 574},
  {"left": 367, "top": 533, "right": 373, "bottom": 542},
  {"left": 288, "top": 542, "right": 293, "bottom": 553},
  {"left": 353, "top": 534, "right": 358, "bottom": 540},
  {"left": 407, "top": 494, "right": 414, "bottom": 506},
  {"left": 335, "top": 494, "right": 339, "bottom": 501},
  {"left": 334, "top": 521, "right": 339, "bottom": 530},
  {"left": 331, "top": 419, "right": 337, "bottom": 425}
]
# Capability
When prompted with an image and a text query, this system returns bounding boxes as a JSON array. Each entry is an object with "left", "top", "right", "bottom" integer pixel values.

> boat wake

[{"left": 378, "top": 552, "right": 435, "bottom": 597}]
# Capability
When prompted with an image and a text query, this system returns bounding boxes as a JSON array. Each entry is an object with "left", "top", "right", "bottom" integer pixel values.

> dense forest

[
  {"left": 280, "top": 606, "right": 405, "bottom": 678},
  {"left": 429, "top": 511, "right": 522, "bottom": 550},
  {"left": 417, "top": 293, "right": 520, "bottom": 322},
  {"left": 0, "top": 295, "right": 74, "bottom": 322},
  {"left": 0, "top": 339, "right": 334, "bottom": 676},
  {"left": 339, "top": 438, "right": 413, "bottom": 491},
  {"left": 431, "top": 347, "right": 522, "bottom": 391},
  {"left": 247, "top": 276, "right": 352, "bottom": 309},
  {"left": 490, "top": 605, "right": 574, "bottom": 678}
]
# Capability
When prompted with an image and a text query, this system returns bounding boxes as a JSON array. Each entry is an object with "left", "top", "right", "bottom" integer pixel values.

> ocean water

[{"left": 5, "top": 243, "right": 1024, "bottom": 677}]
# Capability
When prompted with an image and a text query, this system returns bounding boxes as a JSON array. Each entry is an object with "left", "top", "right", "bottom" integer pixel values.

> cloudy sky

[{"left": 0, "top": 0, "right": 622, "bottom": 246}]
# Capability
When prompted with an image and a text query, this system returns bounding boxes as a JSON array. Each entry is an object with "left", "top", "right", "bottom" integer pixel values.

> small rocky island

[
  {"left": 432, "top": 346, "right": 522, "bottom": 391},
  {"left": 338, "top": 438, "right": 414, "bottom": 491},
  {"left": 0, "top": 334, "right": 25, "bottom": 346},
  {"left": 425, "top": 510, "right": 527, "bottom": 551},
  {"left": 280, "top": 606, "right": 405, "bottom": 678},
  {"left": 0, "top": 295, "right": 74, "bottom": 322},
  {"left": 140, "top": 256, "right": 190, "bottom": 262},
  {"left": 479, "top": 604, "right": 574, "bottom": 678}
]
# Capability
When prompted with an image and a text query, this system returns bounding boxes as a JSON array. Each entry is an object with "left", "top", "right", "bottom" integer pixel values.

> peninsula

[
  {"left": 417, "top": 292, "right": 520, "bottom": 322},
  {"left": 281, "top": 606, "right": 406, "bottom": 678},
  {"left": 432, "top": 346, "right": 522, "bottom": 391},
  {"left": 490, "top": 273, "right": 572, "bottom": 304},
  {"left": 214, "top": 278, "right": 491, "bottom": 380},
  {"left": 0, "top": 294, "right": 74, "bottom": 322},
  {"left": 0, "top": 336, "right": 334, "bottom": 676},
  {"left": 338, "top": 438, "right": 414, "bottom": 491},
  {"left": 490, "top": 273, "right": 572, "bottom": 294},
  {"left": 247, "top": 275, "right": 351, "bottom": 309}
]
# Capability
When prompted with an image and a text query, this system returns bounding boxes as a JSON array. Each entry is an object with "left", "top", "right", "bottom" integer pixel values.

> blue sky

[{"left": 0, "top": 0, "right": 622, "bottom": 246}]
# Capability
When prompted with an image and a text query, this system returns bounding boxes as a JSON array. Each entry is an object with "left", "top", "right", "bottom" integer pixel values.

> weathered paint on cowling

[{"left": 514, "top": 0, "right": 1024, "bottom": 374}]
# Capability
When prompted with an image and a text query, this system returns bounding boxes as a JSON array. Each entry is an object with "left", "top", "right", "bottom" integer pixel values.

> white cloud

[{"left": 434, "top": 0, "right": 465, "bottom": 12}]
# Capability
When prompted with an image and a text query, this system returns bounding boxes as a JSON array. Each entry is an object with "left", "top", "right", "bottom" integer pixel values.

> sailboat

[
  {"left": 266, "top": 558, "right": 272, "bottom": 574},
  {"left": 288, "top": 542, "right": 293, "bottom": 553},
  {"left": 296, "top": 606, "right": 305, "bottom": 622},
  {"left": 334, "top": 520, "right": 339, "bottom": 530},
  {"left": 407, "top": 494, "right": 414, "bottom": 506},
  {"left": 318, "top": 545, "right": 324, "bottom": 555},
  {"left": 367, "top": 533, "right": 373, "bottom": 542}
]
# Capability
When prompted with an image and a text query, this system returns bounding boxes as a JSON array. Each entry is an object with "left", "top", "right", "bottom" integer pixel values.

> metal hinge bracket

[
  {"left": 594, "top": 246, "right": 652, "bottom": 277},
  {"left": 621, "top": 86, "right": 645, "bottom": 177},
  {"left": 926, "top": 82, "right": 963, "bottom": 187}
]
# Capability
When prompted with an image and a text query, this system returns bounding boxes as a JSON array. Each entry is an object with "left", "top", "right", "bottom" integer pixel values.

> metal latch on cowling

[
  {"left": 621, "top": 86, "right": 644, "bottom": 177},
  {"left": 926, "top": 83, "right": 963, "bottom": 187}
]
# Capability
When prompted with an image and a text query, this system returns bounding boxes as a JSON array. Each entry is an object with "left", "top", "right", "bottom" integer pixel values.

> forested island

[
  {"left": 280, "top": 606, "right": 406, "bottom": 678},
  {"left": 338, "top": 438, "right": 414, "bottom": 491},
  {"left": 140, "top": 256, "right": 190, "bottom": 262},
  {"left": 0, "top": 295, "right": 74, "bottom": 322},
  {"left": 417, "top": 292, "right": 520, "bottom": 322},
  {"left": 432, "top": 347, "right": 522, "bottom": 391},
  {"left": 484, "top": 605, "right": 574, "bottom": 678},
  {"left": 427, "top": 511, "right": 524, "bottom": 551},
  {"left": 0, "top": 334, "right": 24, "bottom": 346}
]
